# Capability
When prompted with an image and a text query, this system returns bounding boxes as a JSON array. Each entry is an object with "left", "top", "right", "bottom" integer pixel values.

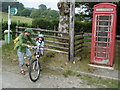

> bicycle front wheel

[{"left": 29, "top": 59, "right": 40, "bottom": 82}]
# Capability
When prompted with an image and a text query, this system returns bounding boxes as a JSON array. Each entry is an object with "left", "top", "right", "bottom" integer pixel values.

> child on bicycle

[{"left": 35, "top": 34, "right": 45, "bottom": 56}]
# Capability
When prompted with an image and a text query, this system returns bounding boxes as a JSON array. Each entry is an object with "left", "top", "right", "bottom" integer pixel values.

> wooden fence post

[
  {"left": 54, "top": 26, "right": 56, "bottom": 36},
  {"left": 16, "top": 26, "right": 18, "bottom": 37},
  {"left": 69, "top": 0, "right": 75, "bottom": 62}
]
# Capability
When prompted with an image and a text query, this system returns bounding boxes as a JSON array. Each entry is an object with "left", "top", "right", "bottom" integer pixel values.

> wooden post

[
  {"left": 58, "top": 0, "right": 69, "bottom": 37},
  {"left": 54, "top": 26, "right": 56, "bottom": 36},
  {"left": 2, "top": 18, "right": 3, "bottom": 23},
  {"left": 69, "top": 0, "right": 75, "bottom": 62},
  {"left": 16, "top": 26, "right": 18, "bottom": 37},
  {"left": 17, "top": 20, "right": 20, "bottom": 25}
]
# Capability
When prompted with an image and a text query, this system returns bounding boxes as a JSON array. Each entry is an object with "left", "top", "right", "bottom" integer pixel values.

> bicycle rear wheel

[{"left": 29, "top": 59, "right": 40, "bottom": 82}]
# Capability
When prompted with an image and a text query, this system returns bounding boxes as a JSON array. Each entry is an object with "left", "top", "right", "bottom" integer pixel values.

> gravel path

[{"left": 1, "top": 64, "right": 95, "bottom": 88}]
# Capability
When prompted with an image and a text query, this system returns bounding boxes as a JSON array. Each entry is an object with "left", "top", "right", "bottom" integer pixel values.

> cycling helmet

[{"left": 38, "top": 34, "right": 44, "bottom": 38}]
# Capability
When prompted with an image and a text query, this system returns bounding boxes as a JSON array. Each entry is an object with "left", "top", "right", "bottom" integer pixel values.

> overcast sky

[
  {"left": 17, "top": 0, "right": 80, "bottom": 13},
  {"left": 17, "top": 0, "right": 59, "bottom": 10}
]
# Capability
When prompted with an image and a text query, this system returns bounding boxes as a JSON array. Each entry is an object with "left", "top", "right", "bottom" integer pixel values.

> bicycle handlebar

[{"left": 30, "top": 46, "right": 44, "bottom": 49}]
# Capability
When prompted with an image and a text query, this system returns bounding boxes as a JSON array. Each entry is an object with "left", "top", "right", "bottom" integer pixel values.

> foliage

[
  {"left": 75, "top": 21, "right": 92, "bottom": 33},
  {"left": 2, "top": 21, "right": 31, "bottom": 39},
  {"left": 32, "top": 18, "right": 59, "bottom": 30},
  {"left": 30, "top": 9, "right": 40, "bottom": 18},
  {"left": 16, "top": 8, "right": 22, "bottom": 16},
  {"left": 30, "top": 4, "right": 59, "bottom": 21},
  {"left": 2, "top": 2, "right": 32, "bottom": 17},
  {"left": 2, "top": 42, "right": 18, "bottom": 65},
  {"left": 30, "top": 9, "right": 59, "bottom": 19},
  {"left": 39, "top": 4, "right": 47, "bottom": 10},
  {"left": 32, "top": 18, "right": 51, "bottom": 29},
  {"left": 20, "top": 9, "right": 31, "bottom": 17},
  {"left": 2, "top": 2, "right": 24, "bottom": 14},
  {"left": 75, "top": 2, "right": 102, "bottom": 17}
]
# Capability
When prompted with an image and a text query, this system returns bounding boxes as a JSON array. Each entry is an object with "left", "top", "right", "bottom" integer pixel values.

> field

[{"left": 1, "top": 12, "right": 32, "bottom": 25}]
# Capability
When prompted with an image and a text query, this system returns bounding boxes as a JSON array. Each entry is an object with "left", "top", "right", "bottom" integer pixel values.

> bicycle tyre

[{"left": 29, "top": 59, "right": 40, "bottom": 82}]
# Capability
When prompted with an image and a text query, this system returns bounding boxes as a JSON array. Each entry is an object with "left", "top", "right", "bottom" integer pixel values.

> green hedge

[
  {"left": 2, "top": 21, "right": 31, "bottom": 39},
  {"left": 1, "top": 19, "right": 93, "bottom": 40},
  {"left": 32, "top": 18, "right": 92, "bottom": 33},
  {"left": 75, "top": 21, "right": 92, "bottom": 33},
  {"left": 32, "top": 18, "right": 59, "bottom": 30}
]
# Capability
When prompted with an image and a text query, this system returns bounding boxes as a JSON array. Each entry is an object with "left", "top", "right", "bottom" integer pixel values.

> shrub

[
  {"left": 75, "top": 21, "right": 92, "bottom": 33},
  {"left": 32, "top": 18, "right": 59, "bottom": 30},
  {"left": 2, "top": 21, "right": 31, "bottom": 39}
]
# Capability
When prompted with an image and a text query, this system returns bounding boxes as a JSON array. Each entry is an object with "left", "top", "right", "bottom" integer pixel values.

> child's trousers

[{"left": 17, "top": 48, "right": 32, "bottom": 67}]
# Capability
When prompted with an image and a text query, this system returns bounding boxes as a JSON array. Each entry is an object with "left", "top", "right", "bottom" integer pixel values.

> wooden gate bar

[{"left": 45, "top": 40, "right": 69, "bottom": 46}]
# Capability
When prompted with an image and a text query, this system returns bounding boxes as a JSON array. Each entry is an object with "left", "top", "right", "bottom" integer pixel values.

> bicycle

[{"left": 29, "top": 46, "right": 43, "bottom": 82}]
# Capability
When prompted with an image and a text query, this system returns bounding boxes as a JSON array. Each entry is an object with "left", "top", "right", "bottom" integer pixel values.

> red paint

[{"left": 90, "top": 3, "right": 117, "bottom": 66}]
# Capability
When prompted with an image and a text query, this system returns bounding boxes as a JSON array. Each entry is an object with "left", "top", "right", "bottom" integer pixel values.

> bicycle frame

[{"left": 32, "top": 46, "right": 43, "bottom": 59}]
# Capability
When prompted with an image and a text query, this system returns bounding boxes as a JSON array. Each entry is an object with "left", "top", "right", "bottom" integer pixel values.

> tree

[
  {"left": 30, "top": 9, "right": 42, "bottom": 18},
  {"left": 38, "top": 4, "right": 47, "bottom": 10},
  {"left": 32, "top": 18, "right": 51, "bottom": 29},
  {"left": 2, "top": 2, "right": 24, "bottom": 13},
  {"left": 30, "top": 8, "right": 59, "bottom": 19},
  {"left": 21, "top": 9, "right": 31, "bottom": 17},
  {"left": 42, "top": 10, "right": 59, "bottom": 19}
]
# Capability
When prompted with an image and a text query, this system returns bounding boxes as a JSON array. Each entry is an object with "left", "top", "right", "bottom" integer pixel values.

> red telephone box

[{"left": 90, "top": 3, "right": 117, "bottom": 66}]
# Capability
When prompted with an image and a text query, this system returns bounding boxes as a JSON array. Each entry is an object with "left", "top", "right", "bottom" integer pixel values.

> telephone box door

[{"left": 94, "top": 14, "right": 113, "bottom": 65}]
